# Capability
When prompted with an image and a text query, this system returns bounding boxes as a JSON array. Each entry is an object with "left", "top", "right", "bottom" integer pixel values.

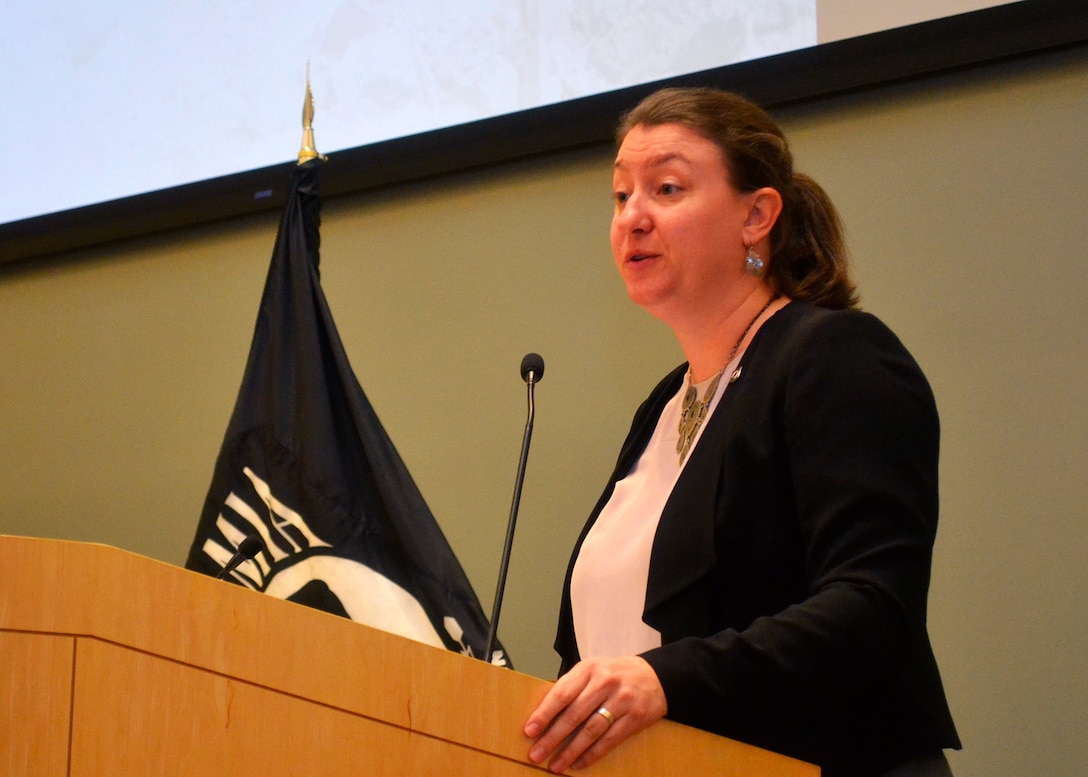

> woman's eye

[
  {"left": 660, "top": 183, "right": 679, "bottom": 195},
  {"left": 614, "top": 191, "right": 629, "bottom": 204}
]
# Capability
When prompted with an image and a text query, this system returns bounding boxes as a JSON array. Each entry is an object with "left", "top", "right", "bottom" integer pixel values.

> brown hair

[{"left": 617, "top": 87, "right": 858, "bottom": 310}]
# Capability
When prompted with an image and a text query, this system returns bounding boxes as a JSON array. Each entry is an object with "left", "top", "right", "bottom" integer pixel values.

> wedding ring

[{"left": 595, "top": 706, "right": 615, "bottom": 726}]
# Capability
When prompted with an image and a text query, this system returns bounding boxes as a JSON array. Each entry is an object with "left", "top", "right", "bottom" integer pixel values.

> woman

[{"left": 523, "top": 88, "right": 960, "bottom": 777}]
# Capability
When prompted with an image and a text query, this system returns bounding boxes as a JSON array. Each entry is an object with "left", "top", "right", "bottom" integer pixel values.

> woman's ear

[{"left": 741, "top": 187, "right": 783, "bottom": 248}]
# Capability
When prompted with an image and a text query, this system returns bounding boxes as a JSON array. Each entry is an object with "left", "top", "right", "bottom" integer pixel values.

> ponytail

[{"left": 770, "top": 173, "right": 858, "bottom": 310}]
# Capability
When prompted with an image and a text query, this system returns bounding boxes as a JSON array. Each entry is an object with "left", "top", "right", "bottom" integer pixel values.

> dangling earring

[{"left": 745, "top": 246, "right": 765, "bottom": 277}]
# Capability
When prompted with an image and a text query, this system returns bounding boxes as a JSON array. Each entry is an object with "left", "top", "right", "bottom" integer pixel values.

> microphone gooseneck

[{"left": 484, "top": 353, "right": 545, "bottom": 664}]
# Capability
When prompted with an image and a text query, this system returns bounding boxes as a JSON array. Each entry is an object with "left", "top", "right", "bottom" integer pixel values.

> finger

[
  {"left": 524, "top": 669, "right": 591, "bottom": 739},
  {"left": 570, "top": 716, "right": 629, "bottom": 771},
  {"left": 544, "top": 706, "right": 618, "bottom": 773},
  {"left": 527, "top": 697, "right": 604, "bottom": 767}
]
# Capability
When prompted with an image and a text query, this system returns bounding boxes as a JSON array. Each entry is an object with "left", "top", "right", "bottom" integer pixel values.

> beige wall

[
  {"left": 817, "top": 0, "right": 1023, "bottom": 43},
  {"left": 1, "top": 45, "right": 1085, "bottom": 777}
]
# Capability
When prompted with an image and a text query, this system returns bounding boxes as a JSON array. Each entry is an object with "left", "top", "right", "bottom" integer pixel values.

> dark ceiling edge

[{"left": 2, "top": 0, "right": 1085, "bottom": 266}]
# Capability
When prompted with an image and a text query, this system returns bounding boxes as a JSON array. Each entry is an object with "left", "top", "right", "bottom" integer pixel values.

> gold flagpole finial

[{"left": 298, "top": 64, "right": 325, "bottom": 164}]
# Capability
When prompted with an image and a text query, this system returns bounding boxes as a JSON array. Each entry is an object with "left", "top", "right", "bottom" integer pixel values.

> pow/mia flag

[{"left": 185, "top": 159, "right": 507, "bottom": 666}]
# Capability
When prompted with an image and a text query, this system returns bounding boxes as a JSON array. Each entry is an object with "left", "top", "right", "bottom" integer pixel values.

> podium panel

[
  {"left": 0, "top": 632, "right": 73, "bottom": 777},
  {"left": 69, "top": 638, "right": 544, "bottom": 776}
]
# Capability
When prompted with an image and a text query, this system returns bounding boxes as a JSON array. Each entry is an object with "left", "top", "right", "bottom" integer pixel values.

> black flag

[{"left": 186, "top": 159, "right": 507, "bottom": 666}]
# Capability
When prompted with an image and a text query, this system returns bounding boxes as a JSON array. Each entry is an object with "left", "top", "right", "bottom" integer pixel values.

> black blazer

[{"left": 555, "top": 302, "right": 960, "bottom": 777}]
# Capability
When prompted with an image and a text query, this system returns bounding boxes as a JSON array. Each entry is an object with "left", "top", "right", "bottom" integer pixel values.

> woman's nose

[{"left": 615, "top": 194, "right": 651, "bottom": 233}]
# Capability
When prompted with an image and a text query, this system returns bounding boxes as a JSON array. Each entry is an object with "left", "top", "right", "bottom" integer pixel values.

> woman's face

[{"left": 610, "top": 122, "right": 754, "bottom": 322}]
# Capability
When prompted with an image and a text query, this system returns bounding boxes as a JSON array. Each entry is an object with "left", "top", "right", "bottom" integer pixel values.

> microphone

[
  {"left": 484, "top": 353, "right": 544, "bottom": 664},
  {"left": 216, "top": 535, "right": 264, "bottom": 580},
  {"left": 520, "top": 352, "right": 544, "bottom": 383}
]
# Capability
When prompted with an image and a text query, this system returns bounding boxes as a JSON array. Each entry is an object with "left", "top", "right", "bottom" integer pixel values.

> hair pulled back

[{"left": 617, "top": 87, "right": 858, "bottom": 310}]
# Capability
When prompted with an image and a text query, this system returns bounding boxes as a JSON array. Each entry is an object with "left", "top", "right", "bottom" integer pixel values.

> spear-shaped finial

[{"left": 298, "top": 65, "right": 324, "bottom": 164}]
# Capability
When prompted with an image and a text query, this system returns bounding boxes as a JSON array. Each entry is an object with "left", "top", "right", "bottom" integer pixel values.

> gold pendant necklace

[{"left": 676, "top": 295, "right": 779, "bottom": 464}]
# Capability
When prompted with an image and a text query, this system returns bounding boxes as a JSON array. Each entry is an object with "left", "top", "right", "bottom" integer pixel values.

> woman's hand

[{"left": 523, "top": 656, "right": 668, "bottom": 772}]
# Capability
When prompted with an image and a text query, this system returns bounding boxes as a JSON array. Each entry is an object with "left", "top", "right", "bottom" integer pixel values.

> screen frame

[{"left": 2, "top": 0, "right": 1084, "bottom": 265}]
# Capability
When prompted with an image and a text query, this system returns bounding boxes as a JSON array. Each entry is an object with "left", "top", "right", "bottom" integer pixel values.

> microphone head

[
  {"left": 520, "top": 352, "right": 545, "bottom": 383},
  {"left": 237, "top": 535, "right": 264, "bottom": 560}
]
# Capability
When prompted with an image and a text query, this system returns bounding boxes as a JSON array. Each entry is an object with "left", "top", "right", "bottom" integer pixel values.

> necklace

[{"left": 676, "top": 294, "right": 779, "bottom": 464}]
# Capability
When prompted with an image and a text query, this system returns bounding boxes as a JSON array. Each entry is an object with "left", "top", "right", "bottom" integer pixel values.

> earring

[{"left": 745, "top": 246, "right": 765, "bottom": 277}]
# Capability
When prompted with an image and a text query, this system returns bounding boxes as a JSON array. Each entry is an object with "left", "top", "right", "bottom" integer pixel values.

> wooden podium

[{"left": 0, "top": 536, "right": 817, "bottom": 776}]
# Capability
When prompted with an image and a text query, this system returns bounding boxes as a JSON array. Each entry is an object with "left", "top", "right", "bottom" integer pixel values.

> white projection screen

[{"left": 1, "top": 0, "right": 1080, "bottom": 262}]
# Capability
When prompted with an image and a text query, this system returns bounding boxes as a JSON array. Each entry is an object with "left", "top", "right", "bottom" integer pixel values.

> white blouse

[{"left": 570, "top": 366, "right": 732, "bottom": 659}]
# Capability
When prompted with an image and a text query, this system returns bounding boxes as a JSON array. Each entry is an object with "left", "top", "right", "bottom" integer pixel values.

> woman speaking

[{"left": 524, "top": 87, "right": 960, "bottom": 777}]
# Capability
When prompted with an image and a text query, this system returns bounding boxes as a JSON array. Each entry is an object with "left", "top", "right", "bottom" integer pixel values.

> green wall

[{"left": 1, "top": 45, "right": 1085, "bottom": 777}]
